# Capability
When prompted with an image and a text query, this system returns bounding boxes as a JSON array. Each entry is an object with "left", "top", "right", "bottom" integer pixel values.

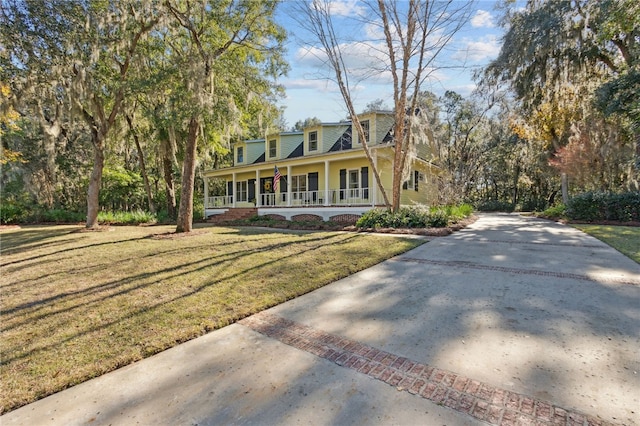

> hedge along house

[{"left": 203, "top": 111, "right": 441, "bottom": 222}]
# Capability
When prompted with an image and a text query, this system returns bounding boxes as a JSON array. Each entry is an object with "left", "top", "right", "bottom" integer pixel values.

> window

[
  {"left": 348, "top": 169, "right": 360, "bottom": 197},
  {"left": 403, "top": 170, "right": 419, "bottom": 191},
  {"left": 407, "top": 172, "right": 415, "bottom": 190},
  {"left": 236, "top": 147, "right": 244, "bottom": 163},
  {"left": 269, "top": 139, "right": 276, "bottom": 158},
  {"left": 360, "top": 120, "right": 370, "bottom": 143},
  {"left": 309, "top": 131, "right": 318, "bottom": 151},
  {"left": 291, "top": 175, "right": 307, "bottom": 200},
  {"left": 236, "top": 181, "right": 247, "bottom": 202}
]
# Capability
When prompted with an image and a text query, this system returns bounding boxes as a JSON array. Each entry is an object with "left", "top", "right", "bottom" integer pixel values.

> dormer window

[
  {"left": 309, "top": 131, "right": 318, "bottom": 151},
  {"left": 361, "top": 120, "right": 370, "bottom": 143},
  {"left": 268, "top": 139, "right": 276, "bottom": 158},
  {"left": 237, "top": 147, "right": 244, "bottom": 163}
]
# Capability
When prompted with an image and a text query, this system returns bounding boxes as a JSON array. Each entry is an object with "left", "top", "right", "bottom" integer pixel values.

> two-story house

[{"left": 203, "top": 111, "right": 440, "bottom": 222}]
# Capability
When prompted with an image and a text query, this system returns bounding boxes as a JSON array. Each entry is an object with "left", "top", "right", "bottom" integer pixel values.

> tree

[
  {"left": 1, "top": 1, "right": 160, "bottom": 227},
  {"left": 362, "top": 98, "right": 391, "bottom": 113},
  {"left": 486, "top": 0, "right": 639, "bottom": 197},
  {"left": 292, "top": 0, "right": 473, "bottom": 211},
  {"left": 163, "top": 0, "right": 287, "bottom": 233},
  {"left": 292, "top": 117, "right": 323, "bottom": 132}
]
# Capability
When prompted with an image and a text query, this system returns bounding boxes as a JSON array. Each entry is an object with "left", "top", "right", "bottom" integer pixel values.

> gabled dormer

[
  {"left": 233, "top": 139, "right": 266, "bottom": 166},
  {"left": 352, "top": 111, "right": 394, "bottom": 146},
  {"left": 305, "top": 125, "right": 322, "bottom": 154},
  {"left": 233, "top": 142, "right": 246, "bottom": 166},
  {"left": 266, "top": 134, "right": 279, "bottom": 161}
]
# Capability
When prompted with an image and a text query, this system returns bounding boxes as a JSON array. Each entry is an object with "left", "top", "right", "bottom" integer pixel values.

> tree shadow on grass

[{"left": 1, "top": 231, "right": 377, "bottom": 414}]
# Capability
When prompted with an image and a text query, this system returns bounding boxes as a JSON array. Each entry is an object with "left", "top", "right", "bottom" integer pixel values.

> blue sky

[{"left": 275, "top": 1, "right": 507, "bottom": 127}]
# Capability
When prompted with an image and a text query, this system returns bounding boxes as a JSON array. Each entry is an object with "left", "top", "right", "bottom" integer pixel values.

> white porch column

[
  {"left": 372, "top": 151, "right": 378, "bottom": 206},
  {"left": 232, "top": 172, "right": 237, "bottom": 207},
  {"left": 286, "top": 165, "right": 292, "bottom": 207},
  {"left": 204, "top": 177, "right": 209, "bottom": 211},
  {"left": 255, "top": 169, "right": 261, "bottom": 207},
  {"left": 324, "top": 160, "right": 330, "bottom": 206}
]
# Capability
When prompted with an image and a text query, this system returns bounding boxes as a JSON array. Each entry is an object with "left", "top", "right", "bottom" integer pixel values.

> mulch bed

[{"left": 225, "top": 215, "right": 479, "bottom": 237}]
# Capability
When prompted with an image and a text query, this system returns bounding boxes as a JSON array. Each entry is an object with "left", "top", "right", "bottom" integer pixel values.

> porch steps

[{"left": 207, "top": 208, "right": 258, "bottom": 224}]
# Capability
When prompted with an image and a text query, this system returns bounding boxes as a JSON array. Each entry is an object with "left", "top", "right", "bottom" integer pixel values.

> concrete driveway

[{"left": 3, "top": 213, "right": 639, "bottom": 425}]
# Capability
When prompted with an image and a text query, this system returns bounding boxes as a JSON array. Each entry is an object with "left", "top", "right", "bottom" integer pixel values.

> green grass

[
  {"left": 573, "top": 224, "right": 640, "bottom": 263},
  {"left": 0, "top": 224, "right": 424, "bottom": 413}
]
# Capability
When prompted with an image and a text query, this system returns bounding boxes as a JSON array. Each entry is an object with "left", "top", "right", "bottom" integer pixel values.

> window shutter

[
  {"left": 308, "top": 172, "right": 319, "bottom": 191},
  {"left": 414, "top": 171, "right": 419, "bottom": 192},
  {"left": 227, "top": 181, "right": 233, "bottom": 196},
  {"left": 403, "top": 181, "right": 408, "bottom": 190},
  {"left": 361, "top": 167, "right": 369, "bottom": 199},
  {"left": 281, "top": 175, "right": 287, "bottom": 192},
  {"left": 248, "top": 179, "right": 255, "bottom": 201},
  {"left": 339, "top": 169, "right": 346, "bottom": 200},
  {"left": 308, "top": 172, "right": 319, "bottom": 203}
]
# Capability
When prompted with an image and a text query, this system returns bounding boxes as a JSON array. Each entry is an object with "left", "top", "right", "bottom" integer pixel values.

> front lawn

[
  {"left": 0, "top": 225, "right": 424, "bottom": 413},
  {"left": 573, "top": 224, "right": 640, "bottom": 263}
]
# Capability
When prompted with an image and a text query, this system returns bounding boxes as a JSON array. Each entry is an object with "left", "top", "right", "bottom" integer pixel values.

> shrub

[
  {"left": 39, "top": 209, "right": 85, "bottom": 223},
  {"left": 0, "top": 202, "right": 26, "bottom": 224},
  {"left": 427, "top": 209, "right": 449, "bottom": 227},
  {"left": 193, "top": 199, "right": 205, "bottom": 221},
  {"left": 475, "top": 199, "right": 514, "bottom": 212},
  {"left": 98, "top": 210, "right": 157, "bottom": 225},
  {"left": 356, "top": 204, "right": 473, "bottom": 229},
  {"left": 539, "top": 203, "right": 567, "bottom": 220},
  {"left": 566, "top": 192, "right": 640, "bottom": 222}
]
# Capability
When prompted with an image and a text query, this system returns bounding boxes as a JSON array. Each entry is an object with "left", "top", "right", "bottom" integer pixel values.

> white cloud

[
  {"left": 327, "top": 0, "right": 367, "bottom": 17},
  {"left": 283, "top": 78, "right": 337, "bottom": 92},
  {"left": 294, "top": 42, "right": 390, "bottom": 81},
  {"left": 471, "top": 10, "right": 495, "bottom": 28},
  {"left": 453, "top": 35, "right": 501, "bottom": 62}
]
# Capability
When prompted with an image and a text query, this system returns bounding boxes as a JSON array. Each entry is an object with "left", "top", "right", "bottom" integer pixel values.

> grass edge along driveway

[
  {"left": 573, "top": 224, "right": 640, "bottom": 263},
  {"left": 0, "top": 224, "right": 424, "bottom": 414}
]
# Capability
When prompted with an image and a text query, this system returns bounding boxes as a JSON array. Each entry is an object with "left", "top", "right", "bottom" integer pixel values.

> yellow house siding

[
  {"left": 400, "top": 161, "right": 439, "bottom": 207},
  {"left": 328, "top": 158, "right": 371, "bottom": 191}
]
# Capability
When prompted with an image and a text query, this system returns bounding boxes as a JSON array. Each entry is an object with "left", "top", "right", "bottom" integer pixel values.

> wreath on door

[{"left": 264, "top": 181, "right": 272, "bottom": 192}]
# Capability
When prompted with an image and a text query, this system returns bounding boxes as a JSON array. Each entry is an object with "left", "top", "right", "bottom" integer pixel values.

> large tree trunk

[
  {"left": 161, "top": 138, "right": 176, "bottom": 219},
  {"left": 175, "top": 117, "right": 199, "bottom": 233},
  {"left": 86, "top": 131, "right": 104, "bottom": 228},
  {"left": 391, "top": 158, "right": 403, "bottom": 212}
]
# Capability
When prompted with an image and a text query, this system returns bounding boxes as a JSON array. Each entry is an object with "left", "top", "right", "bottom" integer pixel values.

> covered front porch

[
  {"left": 205, "top": 187, "right": 373, "bottom": 209},
  {"left": 203, "top": 150, "right": 389, "bottom": 220}
]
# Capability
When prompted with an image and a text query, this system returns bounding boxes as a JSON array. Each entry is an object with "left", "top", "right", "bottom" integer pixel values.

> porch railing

[
  {"left": 207, "top": 195, "right": 233, "bottom": 207},
  {"left": 206, "top": 189, "right": 371, "bottom": 208}
]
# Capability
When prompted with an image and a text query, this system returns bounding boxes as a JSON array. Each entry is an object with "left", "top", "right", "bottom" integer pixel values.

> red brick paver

[{"left": 239, "top": 312, "right": 617, "bottom": 426}]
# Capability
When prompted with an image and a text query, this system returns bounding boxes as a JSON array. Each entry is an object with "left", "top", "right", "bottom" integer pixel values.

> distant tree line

[{"left": 1, "top": 0, "right": 637, "bottom": 227}]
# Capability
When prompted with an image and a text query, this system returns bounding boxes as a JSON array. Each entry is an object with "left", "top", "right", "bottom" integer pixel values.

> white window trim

[
  {"left": 356, "top": 120, "right": 370, "bottom": 145},
  {"left": 291, "top": 174, "right": 307, "bottom": 201},
  {"left": 236, "top": 181, "right": 248, "bottom": 202},
  {"left": 268, "top": 139, "right": 277, "bottom": 158},
  {"left": 309, "top": 131, "right": 318, "bottom": 151}
]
